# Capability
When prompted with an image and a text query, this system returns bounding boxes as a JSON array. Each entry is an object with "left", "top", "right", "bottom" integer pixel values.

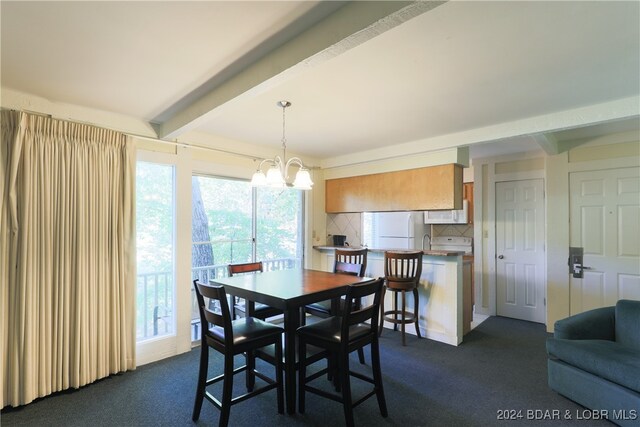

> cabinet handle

[{"left": 498, "top": 255, "right": 504, "bottom": 259}]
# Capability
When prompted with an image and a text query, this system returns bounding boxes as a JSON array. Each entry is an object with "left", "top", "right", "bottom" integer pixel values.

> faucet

[{"left": 422, "top": 233, "right": 431, "bottom": 251}]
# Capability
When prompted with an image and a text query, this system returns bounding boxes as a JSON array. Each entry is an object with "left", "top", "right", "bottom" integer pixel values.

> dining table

[{"left": 209, "top": 268, "right": 374, "bottom": 414}]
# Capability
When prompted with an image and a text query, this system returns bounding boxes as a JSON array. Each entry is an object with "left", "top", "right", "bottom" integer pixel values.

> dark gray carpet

[{"left": 2, "top": 316, "right": 611, "bottom": 426}]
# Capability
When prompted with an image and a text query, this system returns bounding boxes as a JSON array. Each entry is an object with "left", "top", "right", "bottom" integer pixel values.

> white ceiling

[{"left": 2, "top": 1, "right": 639, "bottom": 163}]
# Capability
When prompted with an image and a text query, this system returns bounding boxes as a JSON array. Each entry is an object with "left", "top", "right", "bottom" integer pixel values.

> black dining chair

[
  {"left": 304, "top": 249, "right": 368, "bottom": 364},
  {"left": 297, "top": 278, "right": 387, "bottom": 427},
  {"left": 228, "top": 262, "right": 282, "bottom": 320},
  {"left": 192, "top": 280, "right": 284, "bottom": 427}
]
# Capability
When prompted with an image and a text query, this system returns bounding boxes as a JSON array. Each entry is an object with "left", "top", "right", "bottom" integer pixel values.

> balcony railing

[{"left": 137, "top": 257, "right": 299, "bottom": 341}]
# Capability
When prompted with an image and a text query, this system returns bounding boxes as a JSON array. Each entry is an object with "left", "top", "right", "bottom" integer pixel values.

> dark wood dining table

[{"left": 210, "top": 268, "right": 373, "bottom": 414}]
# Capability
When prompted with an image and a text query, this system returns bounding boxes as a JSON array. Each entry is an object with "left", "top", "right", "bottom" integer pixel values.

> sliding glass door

[
  {"left": 191, "top": 176, "right": 253, "bottom": 283},
  {"left": 256, "top": 186, "right": 303, "bottom": 270},
  {"left": 190, "top": 175, "right": 303, "bottom": 339}
]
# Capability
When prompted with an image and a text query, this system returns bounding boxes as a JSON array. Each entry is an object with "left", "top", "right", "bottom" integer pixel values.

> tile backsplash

[
  {"left": 432, "top": 224, "right": 474, "bottom": 238},
  {"left": 326, "top": 213, "right": 472, "bottom": 247},
  {"left": 326, "top": 213, "right": 362, "bottom": 247}
]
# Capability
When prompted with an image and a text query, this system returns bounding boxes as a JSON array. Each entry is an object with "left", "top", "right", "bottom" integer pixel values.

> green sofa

[{"left": 546, "top": 299, "right": 640, "bottom": 426}]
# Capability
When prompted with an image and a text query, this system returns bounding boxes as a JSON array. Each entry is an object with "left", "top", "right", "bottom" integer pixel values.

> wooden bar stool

[{"left": 379, "top": 251, "right": 423, "bottom": 346}]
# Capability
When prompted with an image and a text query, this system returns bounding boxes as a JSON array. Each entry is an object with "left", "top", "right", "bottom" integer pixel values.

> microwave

[{"left": 423, "top": 200, "right": 469, "bottom": 224}]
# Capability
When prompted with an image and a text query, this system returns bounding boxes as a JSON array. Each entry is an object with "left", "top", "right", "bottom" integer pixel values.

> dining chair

[
  {"left": 228, "top": 262, "right": 282, "bottom": 320},
  {"left": 304, "top": 248, "right": 368, "bottom": 318},
  {"left": 304, "top": 249, "right": 368, "bottom": 364},
  {"left": 192, "top": 280, "right": 284, "bottom": 427},
  {"left": 297, "top": 278, "right": 387, "bottom": 427},
  {"left": 379, "top": 251, "right": 423, "bottom": 346}
]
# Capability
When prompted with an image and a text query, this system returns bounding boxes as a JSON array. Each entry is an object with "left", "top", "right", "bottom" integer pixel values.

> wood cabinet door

[{"left": 325, "top": 164, "right": 463, "bottom": 213}]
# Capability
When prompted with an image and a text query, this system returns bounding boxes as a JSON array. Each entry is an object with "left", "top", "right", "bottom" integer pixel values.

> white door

[
  {"left": 496, "top": 179, "right": 546, "bottom": 323},
  {"left": 569, "top": 167, "right": 640, "bottom": 314}
]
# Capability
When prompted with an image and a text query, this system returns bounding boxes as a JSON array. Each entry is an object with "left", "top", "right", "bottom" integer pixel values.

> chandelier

[{"left": 250, "top": 101, "right": 314, "bottom": 190}]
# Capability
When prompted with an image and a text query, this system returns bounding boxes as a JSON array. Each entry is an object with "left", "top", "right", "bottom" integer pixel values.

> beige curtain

[{"left": 1, "top": 111, "right": 136, "bottom": 408}]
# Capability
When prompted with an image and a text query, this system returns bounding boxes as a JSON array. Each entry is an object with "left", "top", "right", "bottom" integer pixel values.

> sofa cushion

[
  {"left": 546, "top": 338, "right": 640, "bottom": 393},
  {"left": 616, "top": 299, "right": 640, "bottom": 350},
  {"left": 553, "top": 306, "right": 615, "bottom": 340}
]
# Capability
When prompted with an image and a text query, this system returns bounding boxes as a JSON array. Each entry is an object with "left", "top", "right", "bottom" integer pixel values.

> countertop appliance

[
  {"left": 430, "top": 236, "right": 473, "bottom": 254},
  {"left": 362, "top": 211, "right": 426, "bottom": 250},
  {"left": 332, "top": 235, "right": 347, "bottom": 246}
]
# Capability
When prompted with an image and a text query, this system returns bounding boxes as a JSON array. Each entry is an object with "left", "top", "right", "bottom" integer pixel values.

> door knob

[{"left": 498, "top": 255, "right": 504, "bottom": 259}]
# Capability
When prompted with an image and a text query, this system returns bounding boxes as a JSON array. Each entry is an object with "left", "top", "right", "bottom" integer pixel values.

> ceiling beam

[
  {"left": 157, "top": 1, "right": 445, "bottom": 140},
  {"left": 531, "top": 134, "right": 560, "bottom": 155}
]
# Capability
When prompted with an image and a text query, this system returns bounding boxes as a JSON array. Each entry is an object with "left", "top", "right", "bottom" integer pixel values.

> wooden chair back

[
  {"left": 341, "top": 278, "right": 384, "bottom": 339},
  {"left": 334, "top": 248, "right": 367, "bottom": 276},
  {"left": 228, "top": 261, "right": 263, "bottom": 277},
  {"left": 384, "top": 251, "right": 423, "bottom": 290},
  {"left": 334, "top": 261, "right": 362, "bottom": 276},
  {"left": 192, "top": 280, "right": 233, "bottom": 349}
]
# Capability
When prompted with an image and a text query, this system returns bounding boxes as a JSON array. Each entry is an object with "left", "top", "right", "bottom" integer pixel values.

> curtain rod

[
  {"left": 133, "top": 133, "right": 264, "bottom": 162},
  {"left": 1, "top": 107, "right": 266, "bottom": 163}
]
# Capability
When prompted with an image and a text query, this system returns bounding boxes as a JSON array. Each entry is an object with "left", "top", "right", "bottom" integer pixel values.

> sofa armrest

[{"left": 554, "top": 306, "right": 615, "bottom": 340}]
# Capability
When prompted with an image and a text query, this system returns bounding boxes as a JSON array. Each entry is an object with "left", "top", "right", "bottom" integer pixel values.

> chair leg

[
  {"left": 354, "top": 296, "right": 367, "bottom": 363},
  {"left": 332, "top": 351, "right": 341, "bottom": 392},
  {"left": 298, "top": 336, "right": 307, "bottom": 414},
  {"left": 370, "top": 338, "right": 388, "bottom": 418},
  {"left": 340, "top": 349, "right": 355, "bottom": 427},
  {"left": 413, "top": 287, "right": 422, "bottom": 339},
  {"left": 328, "top": 351, "right": 337, "bottom": 386},
  {"left": 220, "top": 352, "right": 235, "bottom": 427},
  {"left": 192, "top": 343, "right": 209, "bottom": 421},
  {"left": 393, "top": 291, "right": 399, "bottom": 331},
  {"left": 231, "top": 297, "right": 236, "bottom": 319},
  {"left": 246, "top": 349, "right": 255, "bottom": 392},
  {"left": 401, "top": 290, "right": 407, "bottom": 346},
  {"left": 274, "top": 337, "right": 284, "bottom": 414},
  {"left": 299, "top": 307, "right": 307, "bottom": 326},
  {"left": 378, "top": 286, "right": 386, "bottom": 337}
]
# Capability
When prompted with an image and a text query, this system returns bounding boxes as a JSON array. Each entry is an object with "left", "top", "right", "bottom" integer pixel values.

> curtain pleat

[{"left": 1, "top": 111, "right": 136, "bottom": 408}]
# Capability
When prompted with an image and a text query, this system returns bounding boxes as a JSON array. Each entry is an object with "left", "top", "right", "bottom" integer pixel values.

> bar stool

[{"left": 379, "top": 251, "right": 423, "bottom": 346}]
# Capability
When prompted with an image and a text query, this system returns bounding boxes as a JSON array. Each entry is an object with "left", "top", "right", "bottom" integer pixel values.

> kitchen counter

[
  {"left": 313, "top": 246, "right": 468, "bottom": 346},
  {"left": 313, "top": 245, "right": 465, "bottom": 257}
]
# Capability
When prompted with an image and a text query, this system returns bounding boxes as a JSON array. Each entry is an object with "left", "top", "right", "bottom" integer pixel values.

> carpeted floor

[{"left": 2, "top": 316, "right": 611, "bottom": 426}]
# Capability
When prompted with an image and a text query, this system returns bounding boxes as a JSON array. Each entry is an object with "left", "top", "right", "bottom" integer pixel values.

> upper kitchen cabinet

[{"left": 325, "top": 164, "right": 463, "bottom": 213}]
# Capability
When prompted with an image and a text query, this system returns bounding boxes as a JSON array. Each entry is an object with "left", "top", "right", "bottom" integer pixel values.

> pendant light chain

[
  {"left": 249, "top": 100, "right": 313, "bottom": 190},
  {"left": 281, "top": 102, "right": 287, "bottom": 161}
]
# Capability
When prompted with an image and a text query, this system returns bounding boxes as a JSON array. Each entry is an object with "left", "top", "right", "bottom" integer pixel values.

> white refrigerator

[{"left": 362, "top": 212, "right": 426, "bottom": 250}]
